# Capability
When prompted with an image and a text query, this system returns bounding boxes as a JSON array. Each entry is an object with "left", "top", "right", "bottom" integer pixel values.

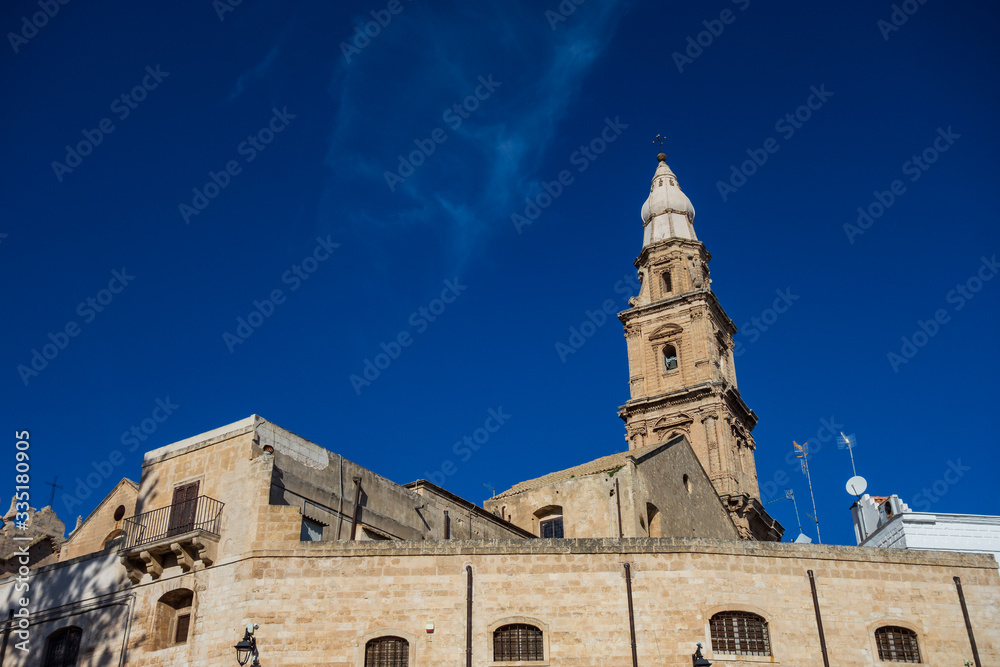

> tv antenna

[
  {"left": 837, "top": 432, "right": 859, "bottom": 477},
  {"left": 482, "top": 483, "right": 496, "bottom": 499},
  {"left": 767, "top": 488, "right": 810, "bottom": 543},
  {"left": 793, "top": 441, "right": 822, "bottom": 544}
]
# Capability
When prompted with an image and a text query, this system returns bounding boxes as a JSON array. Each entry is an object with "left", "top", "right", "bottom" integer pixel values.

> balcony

[{"left": 118, "top": 496, "right": 224, "bottom": 583}]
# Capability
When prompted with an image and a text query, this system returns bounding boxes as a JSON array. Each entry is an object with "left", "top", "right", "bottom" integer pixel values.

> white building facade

[{"left": 854, "top": 494, "right": 1000, "bottom": 568}]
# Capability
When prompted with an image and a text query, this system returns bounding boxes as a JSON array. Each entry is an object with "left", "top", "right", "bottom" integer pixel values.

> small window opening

[
  {"left": 663, "top": 344, "right": 678, "bottom": 372},
  {"left": 365, "top": 636, "right": 409, "bottom": 666},
  {"left": 875, "top": 626, "right": 921, "bottom": 663},
  {"left": 494, "top": 624, "right": 544, "bottom": 662},
  {"left": 710, "top": 611, "right": 771, "bottom": 656},
  {"left": 300, "top": 517, "right": 324, "bottom": 542},
  {"left": 662, "top": 270, "right": 672, "bottom": 294},
  {"left": 175, "top": 614, "right": 191, "bottom": 643},
  {"left": 540, "top": 516, "right": 564, "bottom": 538}
]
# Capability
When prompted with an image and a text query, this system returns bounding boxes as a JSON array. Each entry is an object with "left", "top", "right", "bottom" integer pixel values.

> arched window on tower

[
  {"left": 874, "top": 626, "right": 921, "bottom": 663},
  {"left": 662, "top": 269, "right": 672, "bottom": 294},
  {"left": 44, "top": 627, "right": 82, "bottom": 667},
  {"left": 663, "top": 344, "right": 678, "bottom": 372}
]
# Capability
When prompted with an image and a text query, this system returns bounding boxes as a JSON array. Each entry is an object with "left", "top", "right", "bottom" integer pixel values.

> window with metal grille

[
  {"left": 44, "top": 626, "right": 82, "bottom": 667},
  {"left": 493, "top": 623, "right": 544, "bottom": 662},
  {"left": 365, "top": 636, "right": 409, "bottom": 667},
  {"left": 709, "top": 611, "right": 771, "bottom": 656},
  {"left": 539, "top": 516, "right": 563, "bottom": 538},
  {"left": 875, "top": 626, "right": 921, "bottom": 663}
]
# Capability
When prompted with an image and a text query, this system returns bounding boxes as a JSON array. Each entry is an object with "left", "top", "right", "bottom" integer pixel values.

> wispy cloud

[
  {"left": 322, "top": 0, "right": 634, "bottom": 266},
  {"left": 229, "top": 45, "right": 281, "bottom": 102}
]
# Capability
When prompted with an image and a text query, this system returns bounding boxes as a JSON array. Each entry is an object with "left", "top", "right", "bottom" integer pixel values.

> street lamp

[
  {"left": 234, "top": 623, "right": 260, "bottom": 666},
  {"left": 692, "top": 642, "right": 712, "bottom": 667}
]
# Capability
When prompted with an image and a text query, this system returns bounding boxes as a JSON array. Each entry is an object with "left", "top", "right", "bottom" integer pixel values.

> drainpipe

[
  {"left": 336, "top": 454, "right": 345, "bottom": 540},
  {"left": 615, "top": 479, "right": 624, "bottom": 539},
  {"left": 807, "top": 570, "right": 830, "bottom": 667},
  {"left": 623, "top": 563, "right": 638, "bottom": 667},
  {"left": 466, "top": 566, "right": 473, "bottom": 667},
  {"left": 349, "top": 476, "right": 362, "bottom": 541},
  {"left": 0, "top": 608, "right": 12, "bottom": 666},
  {"left": 954, "top": 576, "right": 981, "bottom": 667}
]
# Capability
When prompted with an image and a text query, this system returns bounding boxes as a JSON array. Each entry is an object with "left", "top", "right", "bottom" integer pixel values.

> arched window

[
  {"left": 710, "top": 611, "right": 771, "bottom": 656},
  {"left": 103, "top": 529, "right": 125, "bottom": 550},
  {"left": 663, "top": 344, "right": 678, "bottom": 372},
  {"left": 155, "top": 589, "right": 194, "bottom": 649},
  {"left": 662, "top": 270, "right": 672, "bottom": 294},
  {"left": 493, "top": 623, "right": 544, "bottom": 662},
  {"left": 646, "top": 503, "right": 662, "bottom": 537},
  {"left": 875, "top": 626, "right": 921, "bottom": 663},
  {"left": 365, "top": 636, "right": 409, "bottom": 667},
  {"left": 534, "top": 505, "right": 563, "bottom": 538},
  {"left": 44, "top": 626, "right": 82, "bottom": 667}
]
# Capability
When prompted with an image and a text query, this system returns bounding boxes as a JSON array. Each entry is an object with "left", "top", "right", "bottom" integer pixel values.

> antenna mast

[
  {"left": 786, "top": 489, "right": 805, "bottom": 537},
  {"left": 794, "top": 441, "right": 822, "bottom": 544},
  {"left": 838, "top": 432, "right": 858, "bottom": 477},
  {"left": 765, "top": 488, "right": 808, "bottom": 542}
]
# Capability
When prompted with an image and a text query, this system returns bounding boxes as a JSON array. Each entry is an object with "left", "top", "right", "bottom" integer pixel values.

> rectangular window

[
  {"left": 300, "top": 517, "right": 324, "bottom": 542},
  {"left": 175, "top": 614, "right": 191, "bottom": 643},
  {"left": 540, "top": 516, "right": 563, "bottom": 538}
]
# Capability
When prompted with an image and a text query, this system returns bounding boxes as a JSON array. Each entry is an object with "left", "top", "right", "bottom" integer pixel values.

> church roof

[{"left": 493, "top": 437, "right": 684, "bottom": 499}]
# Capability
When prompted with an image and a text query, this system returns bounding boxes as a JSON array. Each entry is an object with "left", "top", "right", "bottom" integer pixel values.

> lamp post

[
  {"left": 692, "top": 642, "right": 712, "bottom": 666},
  {"left": 234, "top": 623, "right": 260, "bottom": 666}
]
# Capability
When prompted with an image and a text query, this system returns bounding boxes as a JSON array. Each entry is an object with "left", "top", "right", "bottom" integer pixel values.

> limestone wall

[
  {"left": 60, "top": 480, "right": 137, "bottom": 561},
  {"left": 117, "top": 538, "right": 999, "bottom": 666},
  {"left": 0, "top": 552, "right": 130, "bottom": 666}
]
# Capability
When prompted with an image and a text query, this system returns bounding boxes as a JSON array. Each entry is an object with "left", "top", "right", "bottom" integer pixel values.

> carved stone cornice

[
  {"left": 618, "top": 289, "right": 737, "bottom": 336},
  {"left": 633, "top": 238, "right": 710, "bottom": 269}
]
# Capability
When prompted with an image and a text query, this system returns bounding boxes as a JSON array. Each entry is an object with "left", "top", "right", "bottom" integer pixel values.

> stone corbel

[
  {"left": 171, "top": 542, "right": 196, "bottom": 572},
  {"left": 140, "top": 550, "right": 163, "bottom": 579},
  {"left": 120, "top": 555, "right": 144, "bottom": 584},
  {"left": 192, "top": 537, "right": 215, "bottom": 566}
]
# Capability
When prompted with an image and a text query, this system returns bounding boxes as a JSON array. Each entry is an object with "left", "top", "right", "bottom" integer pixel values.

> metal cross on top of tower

[
  {"left": 45, "top": 476, "right": 64, "bottom": 507},
  {"left": 652, "top": 134, "right": 667, "bottom": 161}
]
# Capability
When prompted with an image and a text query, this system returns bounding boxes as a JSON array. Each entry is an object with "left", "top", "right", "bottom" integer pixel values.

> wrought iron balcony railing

[{"left": 120, "top": 495, "right": 224, "bottom": 552}]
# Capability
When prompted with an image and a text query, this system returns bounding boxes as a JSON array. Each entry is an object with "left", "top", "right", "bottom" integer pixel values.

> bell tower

[{"left": 618, "top": 152, "right": 782, "bottom": 541}]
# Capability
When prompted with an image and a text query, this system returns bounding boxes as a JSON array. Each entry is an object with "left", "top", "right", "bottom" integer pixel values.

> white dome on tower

[{"left": 640, "top": 153, "right": 697, "bottom": 247}]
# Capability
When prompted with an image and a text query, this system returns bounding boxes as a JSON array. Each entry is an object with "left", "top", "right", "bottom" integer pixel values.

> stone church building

[{"left": 2, "top": 154, "right": 996, "bottom": 666}]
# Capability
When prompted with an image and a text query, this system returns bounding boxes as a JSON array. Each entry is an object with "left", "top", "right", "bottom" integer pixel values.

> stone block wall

[{"left": 117, "top": 538, "right": 999, "bottom": 666}]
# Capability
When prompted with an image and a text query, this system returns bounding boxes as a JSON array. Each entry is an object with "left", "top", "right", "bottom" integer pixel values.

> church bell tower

[{"left": 618, "top": 152, "right": 782, "bottom": 541}]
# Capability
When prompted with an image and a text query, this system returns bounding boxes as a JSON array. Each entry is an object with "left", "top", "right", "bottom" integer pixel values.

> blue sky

[{"left": 3, "top": 0, "right": 998, "bottom": 546}]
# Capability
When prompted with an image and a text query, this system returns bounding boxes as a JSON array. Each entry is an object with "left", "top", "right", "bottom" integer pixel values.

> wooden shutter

[{"left": 168, "top": 481, "right": 200, "bottom": 535}]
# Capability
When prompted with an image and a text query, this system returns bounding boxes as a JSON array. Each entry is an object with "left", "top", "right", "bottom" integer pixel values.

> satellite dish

[
  {"left": 846, "top": 475, "right": 868, "bottom": 497},
  {"left": 794, "top": 533, "right": 813, "bottom": 544}
]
